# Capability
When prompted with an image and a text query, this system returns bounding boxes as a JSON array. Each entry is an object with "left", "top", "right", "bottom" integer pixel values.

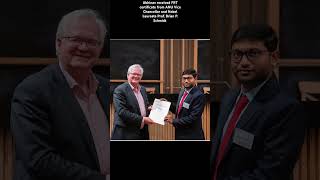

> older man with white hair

[
  {"left": 112, "top": 64, "right": 155, "bottom": 140},
  {"left": 11, "top": 9, "right": 110, "bottom": 180}
]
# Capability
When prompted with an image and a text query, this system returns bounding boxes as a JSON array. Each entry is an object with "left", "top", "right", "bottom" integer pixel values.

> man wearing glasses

[
  {"left": 111, "top": 64, "right": 155, "bottom": 140},
  {"left": 11, "top": 9, "right": 110, "bottom": 180},
  {"left": 210, "top": 24, "right": 305, "bottom": 180},
  {"left": 164, "top": 68, "right": 206, "bottom": 140}
]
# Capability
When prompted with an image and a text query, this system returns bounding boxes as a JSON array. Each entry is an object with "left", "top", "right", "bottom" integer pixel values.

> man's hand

[
  {"left": 143, "top": 117, "right": 155, "bottom": 125},
  {"left": 164, "top": 114, "right": 173, "bottom": 124}
]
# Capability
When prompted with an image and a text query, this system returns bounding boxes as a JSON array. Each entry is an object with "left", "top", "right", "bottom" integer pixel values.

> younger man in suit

[
  {"left": 210, "top": 24, "right": 305, "bottom": 180},
  {"left": 165, "top": 68, "right": 206, "bottom": 140}
]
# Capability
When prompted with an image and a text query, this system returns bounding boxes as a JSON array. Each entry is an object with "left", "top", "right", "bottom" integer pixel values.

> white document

[{"left": 149, "top": 98, "right": 171, "bottom": 125}]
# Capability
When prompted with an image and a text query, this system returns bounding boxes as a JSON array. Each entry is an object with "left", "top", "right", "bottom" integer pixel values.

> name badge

[
  {"left": 183, "top": 102, "right": 190, "bottom": 109},
  {"left": 233, "top": 128, "right": 254, "bottom": 150}
]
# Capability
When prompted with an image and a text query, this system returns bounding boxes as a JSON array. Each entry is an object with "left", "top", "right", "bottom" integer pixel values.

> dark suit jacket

[
  {"left": 10, "top": 64, "right": 109, "bottom": 180},
  {"left": 210, "top": 74, "right": 305, "bottom": 180},
  {"left": 111, "top": 82, "right": 150, "bottom": 140},
  {"left": 170, "top": 86, "right": 205, "bottom": 140}
]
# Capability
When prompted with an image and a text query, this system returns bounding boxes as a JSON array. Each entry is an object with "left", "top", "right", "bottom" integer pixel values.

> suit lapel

[
  {"left": 184, "top": 87, "right": 194, "bottom": 104},
  {"left": 53, "top": 64, "right": 101, "bottom": 169},
  {"left": 211, "top": 91, "right": 238, "bottom": 168},
  {"left": 213, "top": 89, "right": 241, "bottom": 165},
  {"left": 235, "top": 74, "right": 279, "bottom": 130},
  {"left": 125, "top": 83, "right": 142, "bottom": 115},
  {"left": 236, "top": 100, "right": 262, "bottom": 129},
  {"left": 96, "top": 83, "right": 110, "bottom": 127},
  {"left": 217, "top": 91, "right": 238, "bottom": 141}
]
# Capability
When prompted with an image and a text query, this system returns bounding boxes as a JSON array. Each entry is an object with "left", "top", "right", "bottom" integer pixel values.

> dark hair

[
  {"left": 231, "top": 24, "right": 278, "bottom": 52},
  {"left": 182, "top": 68, "right": 198, "bottom": 78}
]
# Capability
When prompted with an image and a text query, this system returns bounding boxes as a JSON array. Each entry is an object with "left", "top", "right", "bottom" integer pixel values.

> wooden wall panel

[
  {"left": 0, "top": 128, "right": 14, "bottom": 180},
  {"left": 293, "top": 128, "right": 320, "bottom": 180},
  {"left": 4, "top": 130, "right": 13, "bottom": 180},
  {"left": 161, "top": 40, "right": 198, "bottom": 94},
  {"left": 110, "top": 103, "right": 115, "bottom": 137},
  {"left": 149, "top": 116, "right": 175, "bottom": 140},
  {"left": 202, "top": 99, "right": 211, "bottom": 140}
]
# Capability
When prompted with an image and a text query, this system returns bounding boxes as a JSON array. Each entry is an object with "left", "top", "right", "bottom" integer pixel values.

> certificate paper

[{"left": 149, "top": 98, "right": 171, "bottom": 125}]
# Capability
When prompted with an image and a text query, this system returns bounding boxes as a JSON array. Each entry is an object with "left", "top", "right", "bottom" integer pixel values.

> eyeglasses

[
  {"left": 61, "top": 36, "right": 101, "bottom": 48},
  {"left": 229, "top": 49, "right": 270, "bottom": 63}
]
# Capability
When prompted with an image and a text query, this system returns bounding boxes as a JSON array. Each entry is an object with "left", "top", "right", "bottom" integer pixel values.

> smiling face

[
  {"left": 127, "top": 67, "right": 143, "bottom": 88},
  {"left": 56, "top": 16, "right": 103, "bottom": 71},
  {"left": 231, "top": 40, "right": 277, "bottom": 89}
]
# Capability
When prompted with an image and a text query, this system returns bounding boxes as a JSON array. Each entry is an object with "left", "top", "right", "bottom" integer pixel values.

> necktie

[
  {"left": 177, "top": 91, "right": 188, "bottom": 115},
  {"left": 213, "top": 95, "right": 249, "bottom": 180}
]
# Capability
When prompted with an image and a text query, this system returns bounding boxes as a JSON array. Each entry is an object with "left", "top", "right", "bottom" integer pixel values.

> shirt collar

[
  {"left": 128, "top": 82, "right": 141, "bottom": 92},
  {"left": 184, "top": 86, "right": 194, "bottom": 94},
  {"left": 240, "top": 74, "right": 271, "bottom": 102},
  {"left": 59, "top": 62, "right": 99, "bottom": 93}
]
